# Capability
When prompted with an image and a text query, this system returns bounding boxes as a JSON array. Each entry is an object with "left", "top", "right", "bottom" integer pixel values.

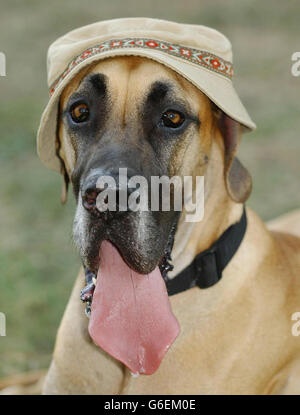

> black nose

[{"left": 81, "top": 169, "right": 137, "bottom": 216}]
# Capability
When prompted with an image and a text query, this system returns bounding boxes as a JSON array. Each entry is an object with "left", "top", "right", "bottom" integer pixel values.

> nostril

[{"left": 82, "top": 187, "right": 101, "bottom": 210}]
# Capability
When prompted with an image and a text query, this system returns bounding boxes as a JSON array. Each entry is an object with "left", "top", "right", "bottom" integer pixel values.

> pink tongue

[{"left": 88, "top": 240, "right": 180, "bottom": 375}]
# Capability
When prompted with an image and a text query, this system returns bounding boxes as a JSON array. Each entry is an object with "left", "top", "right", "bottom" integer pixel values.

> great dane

[{"left": 42, "top": 56, "right": 300, "bottom": 394}]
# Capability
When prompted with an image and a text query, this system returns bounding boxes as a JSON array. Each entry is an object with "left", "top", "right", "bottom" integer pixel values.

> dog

[{"left": 39, "top": 55, "right": 300, "bottom": 395}]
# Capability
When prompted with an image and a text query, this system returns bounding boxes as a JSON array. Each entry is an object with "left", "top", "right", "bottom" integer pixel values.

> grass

[{"left": 0, "top": 0, "right": 299, "bottom": 377}]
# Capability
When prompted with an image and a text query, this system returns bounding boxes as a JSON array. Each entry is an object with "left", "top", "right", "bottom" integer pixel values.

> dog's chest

[{"left": 117, "top": 287, "right": 287, "bottom": 395}]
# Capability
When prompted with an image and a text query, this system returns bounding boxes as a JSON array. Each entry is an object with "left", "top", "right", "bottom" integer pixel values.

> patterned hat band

[{"left": 49, "top": 37, "right": 234, "bottom": 96}]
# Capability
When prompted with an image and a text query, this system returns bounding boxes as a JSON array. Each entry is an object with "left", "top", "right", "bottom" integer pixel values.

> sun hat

[{"left": 37, "top": 17, "right": 256, "bottom": 173}]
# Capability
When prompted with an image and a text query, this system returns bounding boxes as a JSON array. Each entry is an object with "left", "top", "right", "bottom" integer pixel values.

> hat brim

[{"left": 37, "top": 47, "right": 256, "bottom": 173}]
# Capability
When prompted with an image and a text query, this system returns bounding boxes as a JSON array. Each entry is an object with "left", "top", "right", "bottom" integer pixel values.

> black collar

[{"left": 166, "top": 206, "right": 247, "bottom": 296}]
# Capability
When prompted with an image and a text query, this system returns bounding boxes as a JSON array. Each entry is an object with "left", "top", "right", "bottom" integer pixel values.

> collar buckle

[{"left": 194, "top": 247, "right": 221, "bottom": 289}]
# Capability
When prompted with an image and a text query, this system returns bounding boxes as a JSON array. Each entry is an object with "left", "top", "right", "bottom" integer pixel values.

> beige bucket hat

[{"left": 37, "top": 17, "right": 256, "bottom": 173}]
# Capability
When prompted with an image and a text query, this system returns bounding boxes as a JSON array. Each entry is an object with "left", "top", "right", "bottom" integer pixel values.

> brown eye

[
  {"left": 161, "top": 110, "right": 185, "bottom": 128},
  {"left": 71, "top": 103, "right": 89, "bottom": 123}
]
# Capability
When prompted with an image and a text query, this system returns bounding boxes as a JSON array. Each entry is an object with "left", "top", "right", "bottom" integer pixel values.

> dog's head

[{"left": 57, "top": 56, "right": 251, "bottom": 276}]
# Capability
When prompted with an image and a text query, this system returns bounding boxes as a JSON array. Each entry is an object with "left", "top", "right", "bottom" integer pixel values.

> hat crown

[{"left": 47, "top": 17, "right": 232, "bottom": 87}]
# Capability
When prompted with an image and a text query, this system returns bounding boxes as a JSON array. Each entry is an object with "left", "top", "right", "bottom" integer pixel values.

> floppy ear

[
  {"left": 217, "top": 111, "right": 252, "bottom": 203},
  {"left": 55, "top": 134, "right": 70, "bottom": 205}
]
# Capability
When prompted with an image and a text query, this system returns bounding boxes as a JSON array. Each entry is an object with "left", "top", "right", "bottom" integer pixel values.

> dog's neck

[
  {"left": 169, "top": 139, "right": 274, "bottom": 313},
  {"left": 169, "top": 139, "right": 246, "bottom": 279}
]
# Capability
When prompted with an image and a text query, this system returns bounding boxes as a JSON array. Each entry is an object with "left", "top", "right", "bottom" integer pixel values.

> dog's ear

[
  {"left": 216, "top": 111, "right": 252, "bottom": 203},
  {"left": 55, "top": 134, "right": 70, "bottom": 205},
  {"left": 60, "top": 165, "right": 70, "bottom": 205}
]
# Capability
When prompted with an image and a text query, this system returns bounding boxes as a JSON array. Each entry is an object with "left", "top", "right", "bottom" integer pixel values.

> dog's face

[{"left": 58, "top": 56, "right": 248, "bottom": 275}]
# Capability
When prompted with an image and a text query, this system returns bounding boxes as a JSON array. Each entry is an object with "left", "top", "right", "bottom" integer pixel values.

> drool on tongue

[{"left": 88, "top": 240, "right": 180, "bottom": 375}]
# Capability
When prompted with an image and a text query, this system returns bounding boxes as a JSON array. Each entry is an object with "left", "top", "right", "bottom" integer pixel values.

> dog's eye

[
  {"left": 70, "top": 103, "right": 90, "bottom": 123},
  {"left": 161, "top": 110, "right": 185, "bottom": 128}
]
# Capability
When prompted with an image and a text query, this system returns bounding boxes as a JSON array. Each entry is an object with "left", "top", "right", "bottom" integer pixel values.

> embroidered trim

[{"left": 49, "top": 38, "right": 233, "bottom": 96}]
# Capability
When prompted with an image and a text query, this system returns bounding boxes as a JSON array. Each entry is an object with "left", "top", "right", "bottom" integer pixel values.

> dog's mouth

[
  {"left": 80, "top": 219, "right": 177, "bottom": 304},
  {"left": 79, "top": 223, "right": 180, "bottom": 375}
]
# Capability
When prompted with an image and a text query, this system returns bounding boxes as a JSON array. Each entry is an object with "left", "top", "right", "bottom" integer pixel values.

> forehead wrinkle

[
  {"left": 92, "top": 59, "right": 135, "bottom": 128},
  {"left": 121, "top": 59, "right": 150, "bottom": 122},
  {"left": 143, "top": 78, "right": 196, "bottom": 119},
  {"left": 66, "top": 72, "right": 107, "bottom": 106},
  {"left": 120, "top": 61, "right": 136, "bottom": 126},
  {"left": 146, "top": 80, "right": 173, "bottom": 104},
  {"left": 81, "top": 72, "right": 107, "bottom": 95},
  {"left": 60, "top": 62, "right": 101, "bottom": 110}
]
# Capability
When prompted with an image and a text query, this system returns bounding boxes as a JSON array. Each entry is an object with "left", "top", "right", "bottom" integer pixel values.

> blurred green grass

[{"left": 0, "top": 0, "right": 299, "bottom": 377}]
